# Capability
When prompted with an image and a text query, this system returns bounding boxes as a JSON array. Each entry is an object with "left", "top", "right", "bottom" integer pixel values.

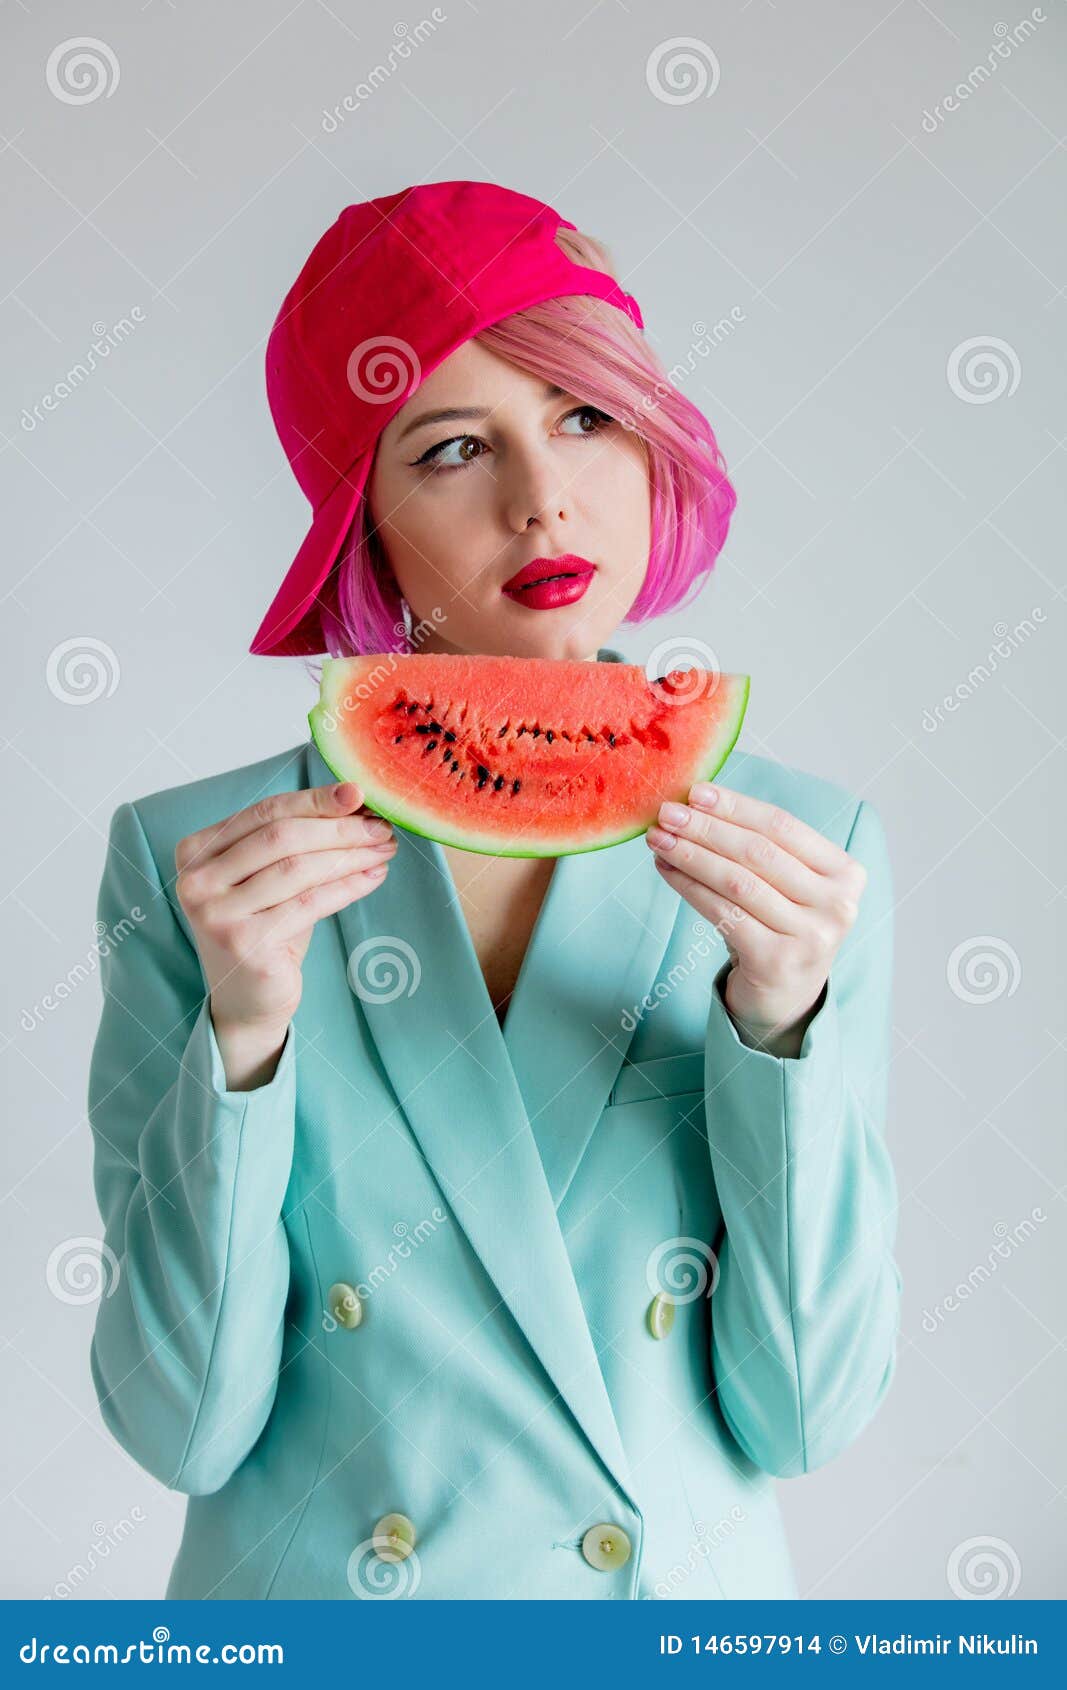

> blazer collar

[{"left": 304, "top": 733, "right": 681, "bottom": 1510}]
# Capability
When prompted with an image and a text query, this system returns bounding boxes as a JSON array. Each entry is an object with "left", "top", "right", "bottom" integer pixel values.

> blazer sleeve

[
  {"left": 702, "top": 796, "right": 901, "bottom": 1479},
  {"left": 86, "top": 799, "right": 298, "bottom": 1495}
]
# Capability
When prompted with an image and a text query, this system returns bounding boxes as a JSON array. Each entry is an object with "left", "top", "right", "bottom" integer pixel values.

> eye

[
  {"left": 559, "top": 405, "right": 614, "bottom": 437},
  {"left": 411, "top": 405, "right": 615, "bottom": 473}
]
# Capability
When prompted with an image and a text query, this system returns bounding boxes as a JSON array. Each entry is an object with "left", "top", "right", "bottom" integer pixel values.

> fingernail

[
  {"left": 366, "top": 862, "right": 388, "bottom": 879},
  {"left": 660, "top": 801, "right": 690, "bottom": 828},
  {"left": 334, "top": 782, "right": 356, "bottom": 803},
  {"left": 690, "top": 783, "right": 718, "bottom": 806}
]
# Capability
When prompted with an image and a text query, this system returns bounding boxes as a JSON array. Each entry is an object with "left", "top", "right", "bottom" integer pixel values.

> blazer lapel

[{"left": 305, "top": 736, "right": 682, "bottom": 1509}]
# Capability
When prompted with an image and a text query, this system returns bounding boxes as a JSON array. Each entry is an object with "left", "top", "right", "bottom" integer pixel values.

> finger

[
  {"left": 654, "top": 805, "right": 823, "bottom": 906},
  {"left": 249, "top": 858, "right": 392, "bottom": 945},
  {"left": 218, "top": 838, "right": 398, "bottom": 920},
  {"left": 653, "top": 857, "right": 779, "bottom": 959},
  {"left": 684, "top": 784, "right": 849, "bottom": 877},
  {"left": 176, "top": 781, "right": 368, "bottom": 875},
  {"left": 648, "top": 828, "right": 803, "bottom": 935},
  {"left": 196, "top": 809, "right": 394, "bottom": 895}
]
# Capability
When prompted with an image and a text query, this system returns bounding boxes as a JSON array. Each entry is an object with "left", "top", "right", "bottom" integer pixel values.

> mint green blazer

[{"left": 87, "top": 685, "right": 901, "bottom": 1600}]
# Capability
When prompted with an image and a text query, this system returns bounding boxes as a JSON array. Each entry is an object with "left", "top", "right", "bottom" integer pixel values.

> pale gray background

[{"left": 2, "top": 0, "right": 1064, "bottom": 1601}]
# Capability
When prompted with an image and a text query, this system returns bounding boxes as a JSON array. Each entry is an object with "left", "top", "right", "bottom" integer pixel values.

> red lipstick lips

[{"left": 501, "top": 554, "right": 596, "bottom": 611}]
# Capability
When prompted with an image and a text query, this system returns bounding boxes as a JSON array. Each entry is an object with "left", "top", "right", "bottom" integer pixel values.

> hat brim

[{"left": 248, "top": 451, "right": 373, "bottom": 657}]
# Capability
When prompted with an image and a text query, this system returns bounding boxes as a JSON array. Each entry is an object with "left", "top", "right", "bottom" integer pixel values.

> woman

[{"left": 87, "top": 180, "right": 901, "bottom": 1600}]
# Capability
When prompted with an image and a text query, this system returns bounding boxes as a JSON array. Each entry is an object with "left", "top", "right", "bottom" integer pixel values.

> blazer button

[
  {"left": 647, "top": 1291, "right": 676, "bottom": 1339},
  {"left": 582, "top": 1523, "right": 632, "bottom": 1571},
  {"left": 328, "top": 1281, "right": 364, "bottom": 1329},
  {"left": 372, "top": 1512, "right": 417, "bottom": 1563}
]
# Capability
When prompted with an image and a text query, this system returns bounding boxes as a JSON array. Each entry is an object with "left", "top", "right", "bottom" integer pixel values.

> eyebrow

[{"left": 395, "top": 382, "right": 568, "bottom": 445}]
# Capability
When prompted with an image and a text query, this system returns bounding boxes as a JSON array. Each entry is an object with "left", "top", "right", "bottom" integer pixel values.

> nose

[{"left": 502, "top": 452, "right": 570, "bottom": 536}]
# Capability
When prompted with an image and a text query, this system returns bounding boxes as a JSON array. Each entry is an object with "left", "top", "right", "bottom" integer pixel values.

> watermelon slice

[{"left": 308, "top": 653, "right": 749, "bottom": 858}]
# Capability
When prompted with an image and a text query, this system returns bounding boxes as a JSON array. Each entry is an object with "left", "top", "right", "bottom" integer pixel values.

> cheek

[
  {"left": 586, "top": 440, "right": 651, "bottom": 547},
  {"left": 373, "top": 472, "right": 478, "bottom": 586}
]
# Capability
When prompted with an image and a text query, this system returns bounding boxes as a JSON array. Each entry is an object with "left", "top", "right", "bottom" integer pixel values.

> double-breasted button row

[
  {"left": 328, "top": 1281, "right": 364, "bottom": 1329},
  {"left": 364, "top": 1513, "right": 629, "bottom": 1573},
  {"left": 581, "top": 1522, "right": 632, "bottom": 1570}
]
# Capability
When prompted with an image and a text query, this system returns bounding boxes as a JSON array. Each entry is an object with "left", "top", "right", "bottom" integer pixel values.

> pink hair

[{"left": 311, "top": 226, "right": 737, "bottom": 678}]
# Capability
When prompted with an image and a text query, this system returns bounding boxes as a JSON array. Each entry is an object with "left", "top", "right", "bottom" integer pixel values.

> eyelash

[{"left": 411, "top": 405, "right": 615, "bottom": 472}]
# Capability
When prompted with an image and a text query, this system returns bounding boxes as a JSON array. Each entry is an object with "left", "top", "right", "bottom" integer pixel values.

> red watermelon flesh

[{"left": 309, "top": 653, "right": 749, "bottom": 858}]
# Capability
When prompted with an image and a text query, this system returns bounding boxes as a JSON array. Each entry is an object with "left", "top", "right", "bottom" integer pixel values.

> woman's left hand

[{"left": 645, "top": 780, "right": 868, "bottom": 1042}]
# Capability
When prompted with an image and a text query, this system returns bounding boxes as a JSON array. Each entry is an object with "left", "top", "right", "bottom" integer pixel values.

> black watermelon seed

[
  {"left": 426, "top": 739, "right": 438, "bottom": 751},
  {"left": 493, "top": 774, "right": 504, "bottom": 790},
  {"left": 476, "top": 763, "right": 489, "bottom": 778},
  {"left": 512, "top": 778, "right": 521, "bottom": 793},
  {"left": 517, "top": 726, "right": 526, "bottom": 736},
  {"left": 497, "top": 724, "right": 508, "bottom": 736},
  {"left": 429, "top": 721, "right": 442, "bottom": 732},
  {"left": 545, "top": 730, "right": 554, "bottom": 743},
  {"left": 443, "top": 730, "right": 456, "bottom": 742},
  {"left": 585, "top": 732, "right": 594, "bottom": 741},
  {"left": 393, "top": 734, "right": 403, "bottom": 743},
  {"left": 607, "top": 732, "right": 615, "bottom": 746},
  {"left": 531, "top": 727, "right": 541, "bottom": 737},
  {"left": 414, "top": 723, "right": 432, "bottom": 733},
  {"left": 407, "top": 702, "right": 418, "bottom": 713}
]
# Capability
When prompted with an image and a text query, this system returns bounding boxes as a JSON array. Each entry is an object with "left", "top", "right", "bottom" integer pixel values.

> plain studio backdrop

[{"left": 2, "top": 0, "right": 1064, "bottom": 1602}]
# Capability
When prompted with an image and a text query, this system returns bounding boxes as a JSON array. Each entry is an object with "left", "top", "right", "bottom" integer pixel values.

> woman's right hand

[{"left": 174, "top": 781, "right": 396, "bottom": 1081}]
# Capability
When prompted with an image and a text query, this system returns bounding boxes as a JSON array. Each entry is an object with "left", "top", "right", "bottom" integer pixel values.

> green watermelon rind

[{"left": 308, "top": 668, "right": 750, "bottom": 859}]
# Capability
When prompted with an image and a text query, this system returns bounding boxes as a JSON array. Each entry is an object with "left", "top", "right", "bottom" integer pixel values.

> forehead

[{"left": 381, "top": 337, "right": 563, "bottom": 446}]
